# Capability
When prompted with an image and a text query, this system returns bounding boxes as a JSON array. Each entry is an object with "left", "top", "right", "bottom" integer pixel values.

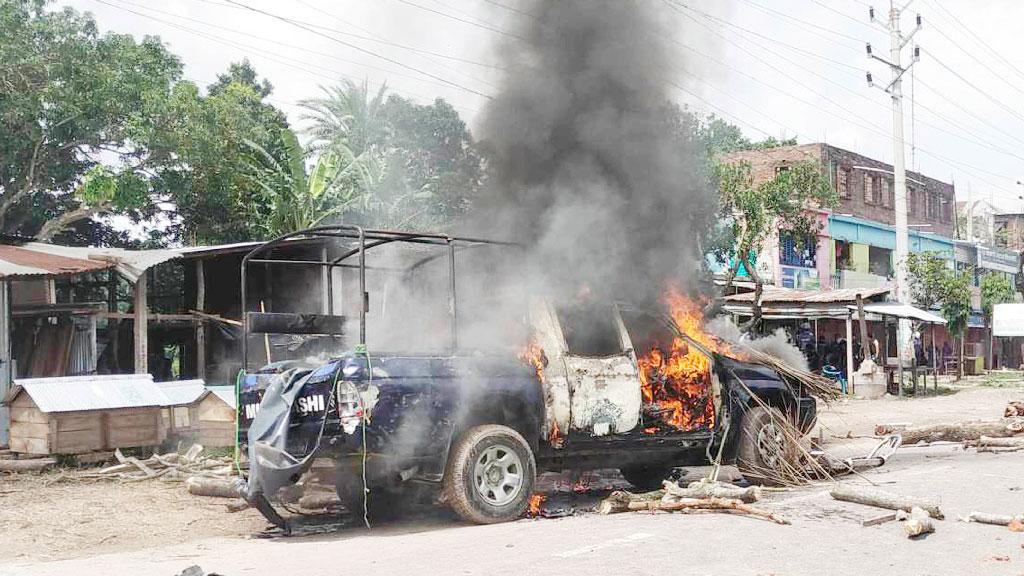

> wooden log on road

[
  {"left": 978, "top": 436, "right": 1024, "bottom": 447},
  {"left": 298, "top": 491, "right": 341, "bottom": 510},
  {"left": 875, "top": 419, "right": 1024, "bottom": 445},
  {"left": 0, "top": 458, "right": 56, "bottom": 472},
  {"left": 898, "top": 507, "right": 935, "bottom": 538},
  {"left": 186, "top": 476, "right": 241, "bottom": 498},
  {"left": 964, "top": 511, "right": 1024, "bottom": 526},
  {"left": 830, "top": 485, "right": 944, "bottom": 519},
  {"left": 662, "top": 480, "right": 762, "bottom": 503}
]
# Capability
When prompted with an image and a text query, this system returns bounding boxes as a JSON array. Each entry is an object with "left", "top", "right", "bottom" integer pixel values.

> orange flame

[
  {"left": 637, "top": 285, "right": 718, "bottom": 432},
  {"left": 528, "top": 493, "right": 547, "bottom": 516}
]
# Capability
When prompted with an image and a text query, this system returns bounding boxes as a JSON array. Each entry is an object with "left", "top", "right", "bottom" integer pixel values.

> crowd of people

[{"left": 790, "top": 321, "right": 955, "bottom": 378}]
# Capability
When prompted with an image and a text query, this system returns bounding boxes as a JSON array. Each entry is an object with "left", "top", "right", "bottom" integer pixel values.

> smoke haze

[{"left": 472, "top": 0, "right": 718, "bottom": 305}]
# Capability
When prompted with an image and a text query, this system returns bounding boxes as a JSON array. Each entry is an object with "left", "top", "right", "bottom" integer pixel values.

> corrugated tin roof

[
  {"left": 723, "top": 286, "right": 890, "bottom": 304},
  {"left": 0, "top": 245, "right": 113, "bottom": 279},
  {"left": 847, "top": 302, "right": 948, "bottom": 324},
  {"left": 206, "top": 385, "right": 237, "bottom": 409},
  {"left": 155, "top": 379, "right": 208, "bottom": 406},
  {"left": 20, "top": 242, "right": 179, "bottom": 282},
  {"left": 6, "top": 374, "right": 168, "bottom": 413}
]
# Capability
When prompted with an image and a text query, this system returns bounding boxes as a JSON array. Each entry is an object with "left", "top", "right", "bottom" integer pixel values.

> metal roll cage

[{"left": 240, "top": 225, "right": 518, "bottom": 371}]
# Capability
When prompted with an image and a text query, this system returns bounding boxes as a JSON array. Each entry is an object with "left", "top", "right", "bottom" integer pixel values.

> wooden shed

[
  {"left": 5, "top": 374, "right": 166, "bottom": 455},
  {"left": 156, "top": 380, "right": 236, "bottom": 448}
]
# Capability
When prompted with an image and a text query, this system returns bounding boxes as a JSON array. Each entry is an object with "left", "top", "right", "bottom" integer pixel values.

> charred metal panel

[
  {"left": 565, "top": 355, "right": 640, "bottom": 435},
  {"left": 527, "top": 299, "right": 571, "bottom": 443},
  {"left": 246, "top": 312, "right": 346, "bottom": 335}
]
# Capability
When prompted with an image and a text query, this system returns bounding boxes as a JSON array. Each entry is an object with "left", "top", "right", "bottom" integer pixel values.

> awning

[
  {"left": 0, "top": 245, "right": 113, "bottom": 279},
  {"left": 846, "top": 302, "right": 947, "bottom": 324}
]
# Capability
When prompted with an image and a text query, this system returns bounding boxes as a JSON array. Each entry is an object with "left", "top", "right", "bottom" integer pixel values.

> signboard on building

[
  {"left": 993, "top": 303, "right": 1024, "bottom": 336},
  {"left": 978, "top": 246, "right": 1019, "bottom": 274}
]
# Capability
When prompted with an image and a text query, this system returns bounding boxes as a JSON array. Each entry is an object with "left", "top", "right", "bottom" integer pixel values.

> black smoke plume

[{"left": 473, "top": 0, "right": 718, "bottom": 304}]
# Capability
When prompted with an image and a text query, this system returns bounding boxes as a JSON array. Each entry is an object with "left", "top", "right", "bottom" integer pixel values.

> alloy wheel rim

[{"left": 472, "top": 444, "right": 524, "bottom": 506}]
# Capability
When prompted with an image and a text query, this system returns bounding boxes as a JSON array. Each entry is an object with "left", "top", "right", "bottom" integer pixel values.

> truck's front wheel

[{"left": 443, "top": 425, "right": 536, "bottom": 524}]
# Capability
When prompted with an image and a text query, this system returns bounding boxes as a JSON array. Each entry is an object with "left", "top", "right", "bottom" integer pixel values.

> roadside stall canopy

[
  {"left": 722, "top": 286, "right": 890, "bottom": 319},
  {"left": 845, "top": 302, "right": 947, "bottom": 325}
]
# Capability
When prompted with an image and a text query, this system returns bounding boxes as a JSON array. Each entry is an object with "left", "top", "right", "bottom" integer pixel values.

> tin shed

[
  {"left": 5, "top": 374, "right": 166, "bottom": 455},
  {"left": 156, "top": 380, "right": 236, "bottom": 448}
]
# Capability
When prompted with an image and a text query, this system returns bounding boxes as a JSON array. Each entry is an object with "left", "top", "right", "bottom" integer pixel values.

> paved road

[{"left": 8, "top": 442, "right": 1024, "bottom": 576}]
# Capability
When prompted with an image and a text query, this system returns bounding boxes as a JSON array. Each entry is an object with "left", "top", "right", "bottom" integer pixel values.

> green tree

[
  {"left": 980, "top": 272, "right": 1015, "bottom": 368},
  {"left": 300, "top": 80, "right": 481, "bottom": 230},
  {"left": 0, "top": 0, "right": 183, "bottom": 241},
  {"left": 157, "top": 71, "right": 289, "bottom": 244},
  {"left": 241, "top": 127, "right": 380, "bottom": 237},
  {"left": 907, "top": 252, "right": 972, "bottom": 378},
  {"left": 715, "top": 160, "right": 838, "bottom": 330}
]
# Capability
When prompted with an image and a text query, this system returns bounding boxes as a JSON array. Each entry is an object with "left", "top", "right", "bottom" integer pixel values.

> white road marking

[{"left": 554, "top": 532, "right": 655, "bottom": 558}]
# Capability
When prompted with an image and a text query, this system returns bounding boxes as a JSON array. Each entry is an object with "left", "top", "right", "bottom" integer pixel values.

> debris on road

[
  {"left": 597, "top": 479, "right": 789, "bottom": 525},
  {"left": 830, "top": 485, "right": 944, "bottom": 519},
  {"left": 0, "top": 457, "right": 56, "bottom": 473},
  {"left": 977, "top": 435, "right": 1024, "bottom": 453},
  {"left": 1004, "top": 401, "right": 1024, "bottom": 418},
  {"left": 962, "top": 511, "right": 1024, "bottom": 527},
  {"left": 875, "top": 418, "right": 1024, "bottom": 445},
  {"left": 860, "top": 512, "right": 898, "bottom": 527},
  {"left": 186, "top": 476, "right": 242, "bottom": 498},
  {"left": 77, "top": 444, "right": 234, "bottom": 482},
  {"left": 897, "top": 506, "right": 935, "bottom": 538}
]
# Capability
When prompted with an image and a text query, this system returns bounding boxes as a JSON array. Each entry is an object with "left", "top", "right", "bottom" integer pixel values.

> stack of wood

[
  {"left": 78, "top": 444, "right": 234, "bottom": 482},
  {"left": 1004, "top": 401, "right": 1024, "bottom": 418},
  {"left": 597, "top": 479, "right": 789, "bottom": 525}
]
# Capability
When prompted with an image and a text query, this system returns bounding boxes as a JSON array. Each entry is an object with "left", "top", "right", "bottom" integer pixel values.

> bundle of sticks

[
  {"left": 597, "top": 479, "right": 789, "bottom": 525},
  {"left": 77, "top": 444, "right": 235, "bottom": 482}
]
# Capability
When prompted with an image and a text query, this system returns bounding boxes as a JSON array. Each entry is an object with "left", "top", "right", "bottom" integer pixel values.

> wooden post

[
  {"left": 195, "top": 260, "right": 206, "bottom": 380},
  {"left": 107, "top": 270, "right": 119, "bottom": 372},
  {"left": 856, "top": 294, "right": 871, "bottom": 362},
  {"left": 845, "top": 313, "right": 855, "bottom": 394},
  {"left": 0, "top": 281, "right": 10, "bottom": 445},
  {"left": 133, "top": 274, "right": 148, "bottom": 375}
]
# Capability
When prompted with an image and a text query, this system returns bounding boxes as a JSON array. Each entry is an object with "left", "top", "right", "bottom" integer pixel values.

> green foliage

[
  {"left": 906, "top": 252, "right": 972, "bottom": 338},
  {"left": 241, "top": 127, "right": 380, "bottom": 237},
  {"left": 714, "top": 160, "right": 837, "bottom": 267},
  {"left": 294, "top": 80, "right": 481, "bottom": 231},
  {"left": 980, "top": 272, "right": 1015, "bottom": 320},
  {"left": 0, "top": 0, "right": 184, "bottom": 241}
]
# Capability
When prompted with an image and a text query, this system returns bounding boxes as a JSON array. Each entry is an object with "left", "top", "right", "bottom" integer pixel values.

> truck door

[{"left": 555, "top": 303, "right": 641, "bottom": 436}]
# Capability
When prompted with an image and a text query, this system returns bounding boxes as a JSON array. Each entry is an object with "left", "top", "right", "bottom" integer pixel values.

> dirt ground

[{"left": 2, "top": 379, "right": 1022, "bottom": 568}]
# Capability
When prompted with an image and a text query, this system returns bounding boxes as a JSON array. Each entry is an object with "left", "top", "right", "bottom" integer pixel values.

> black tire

[
  {"left": 619, "top": 465, "right": 675, "bottom": 491},
  {"left": 736, "top": 406, "right": 798, "bottom": 487},
  {"left": 443, "top": 424, "right": 536, "bottom": 524}
]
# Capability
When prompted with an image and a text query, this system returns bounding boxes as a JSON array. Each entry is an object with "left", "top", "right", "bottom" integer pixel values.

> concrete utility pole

[{"left": 867, "top": 1, "right": 921, "bottom": 366}]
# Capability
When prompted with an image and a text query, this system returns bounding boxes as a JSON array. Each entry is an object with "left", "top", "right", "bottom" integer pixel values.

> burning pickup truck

[{"left": 237, "top": 226, "right": 827, "bottom": 529}]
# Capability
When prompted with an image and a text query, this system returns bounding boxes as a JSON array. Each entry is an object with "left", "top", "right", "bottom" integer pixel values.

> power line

[
  {"left": 927, "top": 0, "right": 1024, "bottom": 85},
  {"left": 189, "top": 0, "right": 507, "bottom": 71},
  {"left": 110, "top": 0, "right": 495, "bottom": 94},
  {"left": 918, "top": 12, "right": 1024, "bottom": 100},
  {"left": 93, "top": 0, "right": 483, "bottom": 115},
  {"left": 390, "top": 0, "right": 525, "bottom": 41},
  {"left": 671, "top": 0, "right": 1024, "bottom": 166},
  {"left": 733, "top": 0, "right": 865, "bottom": 46},
  {"left": 478, "top": 0, "right": 539, "bottom": 20},
  {"left": 290, "top": 0, "right": 499, "bottom": 90},
  {"left": 924, "top": 48, "right": 1024, "bottom": 126},
  {"left": 222, "top": 0, "right": 493, "bottom": 99}
]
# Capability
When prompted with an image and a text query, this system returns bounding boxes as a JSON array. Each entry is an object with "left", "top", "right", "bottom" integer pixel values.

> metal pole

[
  {"left": 359, "top": 228, "right": 366, "bottom": 345},
  {"left": 889, "top": 1, "right": 914, "bottom": 375},
  {"left": 448, "top": 239, "right": 458, "bottom": 353}
]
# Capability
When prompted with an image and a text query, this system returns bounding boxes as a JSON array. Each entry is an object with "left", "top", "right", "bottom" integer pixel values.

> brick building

[
  {"left": 717, "top": 143, "right": 957, "bottom": 291},
  {"left": 994, "top": 213, "right": 1024, "bottom": 252},
  {"left": 720, "top": 143, "right": 955, "bottom": 237}
]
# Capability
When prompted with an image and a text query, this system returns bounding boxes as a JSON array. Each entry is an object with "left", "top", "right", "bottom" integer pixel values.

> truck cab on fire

[{"left": 237, "top": 226, "right": 818, "bottom": 529}]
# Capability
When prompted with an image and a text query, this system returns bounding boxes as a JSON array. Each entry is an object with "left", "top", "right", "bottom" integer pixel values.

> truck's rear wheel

[
  {"left": 443, "top": 425, "right": 536, "bottom": 524},
  {"left": 736, "top": 406, "right": 799, "bottom": 487}
]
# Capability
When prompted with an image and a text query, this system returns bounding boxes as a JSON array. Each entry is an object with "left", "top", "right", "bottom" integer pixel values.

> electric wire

[
  {"left": 223, "top": 0, "right": 494, "bottom": 99},
  {"left": 390, "top": 0, "right": 525, "bottom": 42}
]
